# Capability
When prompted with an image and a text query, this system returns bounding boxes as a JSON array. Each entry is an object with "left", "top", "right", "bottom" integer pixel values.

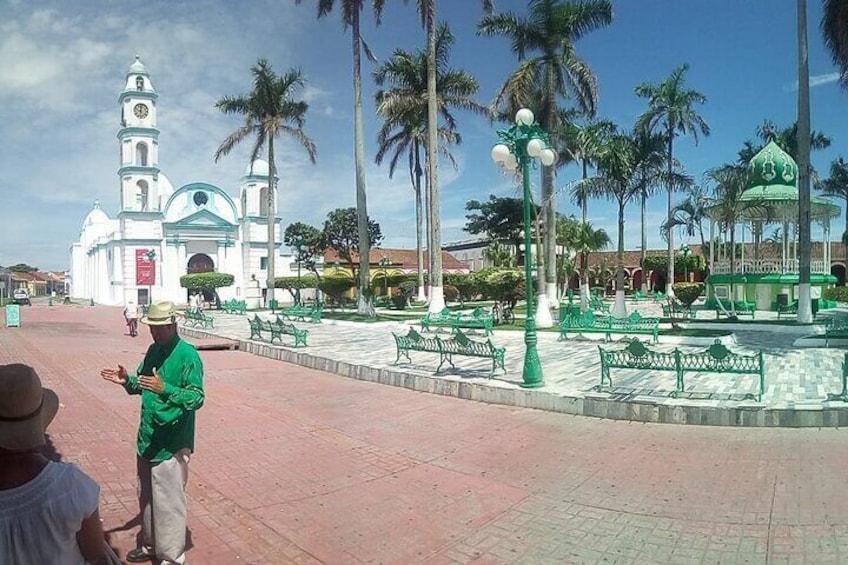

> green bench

[
  {"left": 598, "top": 339, "right": 765, "bottom": 401},
  {"left": 661, "top": 300, "right": 694, "bottom": 319},
  {"left": 777, "top": 300, "right": 798, "bottom": 320},
  {"left": 715, "top": 299, "right": 756, "bottom": 319},
  {"left": 392, "top": 327, "right": 505, "bottom": 376},
  {"left": 559, "top": 311, "right": 659, "bottom": 343},
  {"left": 247, "top": 315, "right": 308, "bottom": 347},
  {"left": 825, "top": 317, "right": 848, "bottom": 347},
  {"left": 278, "top": 305, "right": 323, "bottom": 323},
  {"left": 420, "top": 307, "right": 495, "bottom": 336},
  {"left": 222, "top": 299, "right": 247, "bottom": 314},
  {"left": 183, "top": 308, "right": 214, "bottom": 328},
  {"left": 652, "top": 291, "right": 667, "bottom": 303},
  {"left": 589, "top": 295, "right": 611, "bottom": 315},
  {"left": 631, "top": 290, "right": 649, "bottom": 301}
]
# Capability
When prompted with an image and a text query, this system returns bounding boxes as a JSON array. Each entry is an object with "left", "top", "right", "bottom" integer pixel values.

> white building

[{"left": 70, "top": 57, "right": 301, "bottom": 306}]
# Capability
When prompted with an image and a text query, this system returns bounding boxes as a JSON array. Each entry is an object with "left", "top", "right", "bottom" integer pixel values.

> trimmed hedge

[
  {"left": 671, "top": 282, "right": 705, "bottom": 307},
  {"left": 179, "top": 272, "right": 234, "bottom": 291},
  {"left": 823, "top": 287, "right": 848, "bottom": 303}
]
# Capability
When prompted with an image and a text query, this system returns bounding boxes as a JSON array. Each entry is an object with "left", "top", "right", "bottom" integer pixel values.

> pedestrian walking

[
  {"left": 0, "top": 364, "right": 108, "bottom": 564},
  {"left": 100, "top": 301, "right": 205, "bottom": 564},
  {"left": 124, "top": 299, "right": 139, "bottom": 337}
]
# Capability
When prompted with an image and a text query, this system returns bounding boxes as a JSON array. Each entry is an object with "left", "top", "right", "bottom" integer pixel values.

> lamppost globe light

[
  {"left": 502, "top": 153, "right": 518, "bottom": 171},
  {"left": 526, "top": 138, "right": 544, "bottom": 158},
  {"left": 515, "top": 108, "right": 534, "bottom": 126},
  {"left": 540, "top": 148, "right": 557, "bottom": 167},
  {"left": 491, "top": 144, "right": 511, "bottom": 164}
]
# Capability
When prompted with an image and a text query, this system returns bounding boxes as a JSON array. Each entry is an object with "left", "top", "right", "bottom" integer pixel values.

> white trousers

[{"left": 137, "top": 449, "right": 190, "bottom": 564}]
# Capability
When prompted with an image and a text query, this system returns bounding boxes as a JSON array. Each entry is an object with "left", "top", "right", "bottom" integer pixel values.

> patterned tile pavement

[{"left": 3, "top": 304, "right": 848, "bottom": 564}]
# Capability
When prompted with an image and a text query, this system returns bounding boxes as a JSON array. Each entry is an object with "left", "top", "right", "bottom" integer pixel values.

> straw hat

[
  {"left": 140, "top": 300, "right": 181, "bottom": 326},
  {"left": 0, "top": 364, "right": 59, "bottom": 451}
]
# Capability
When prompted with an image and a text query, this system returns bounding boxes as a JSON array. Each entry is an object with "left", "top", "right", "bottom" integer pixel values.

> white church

[{"left": 70, "top": 57, "right": 300, "bottom": 306}]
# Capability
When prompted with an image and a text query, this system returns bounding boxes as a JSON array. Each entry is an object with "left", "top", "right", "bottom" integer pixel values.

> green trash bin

[
  {"left": 6, "top": 304, "right": 21, "bottom": 327},
  {"left": 268, "top": 299, "right": 279, "bottom": 311}
]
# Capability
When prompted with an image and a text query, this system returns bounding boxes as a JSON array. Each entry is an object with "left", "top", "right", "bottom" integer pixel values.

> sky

[{"left": 1, "top": 0, "right": 846, "bottom": 271}]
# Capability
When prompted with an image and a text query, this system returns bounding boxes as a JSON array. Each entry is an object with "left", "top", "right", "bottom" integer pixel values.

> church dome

[
  {"left": 83, "top": 200, "right": 110, "bottom": 227},
  {"left": 128, "top": 55, "right": 147, "bottom": 75},
  {"left": 746, "top": 140, "right": 797, "bottom": 190},
  {"left": 159, "top": 173, "right": 175, "bottom": 197},
  {"left": 244, "top": 159, "right": 270, "bottom": 177}
]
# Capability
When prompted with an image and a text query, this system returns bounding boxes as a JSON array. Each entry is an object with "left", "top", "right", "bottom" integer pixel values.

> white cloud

[{"left": 785, "top": 71, "right": 841, "bottom": 91}]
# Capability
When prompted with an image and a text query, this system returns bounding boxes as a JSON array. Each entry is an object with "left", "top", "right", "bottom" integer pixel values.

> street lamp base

[{"left": 521, "top": 343, "right": 545, "bottom": 388}]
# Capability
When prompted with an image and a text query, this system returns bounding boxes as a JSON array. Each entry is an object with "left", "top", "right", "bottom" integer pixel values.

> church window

[
  {"left": 136, "top": 76, "right": 144, "bottom": 91},
  {"left": 136, "top": 142, "right": 148, "bottom": 166},
  {"left": 193, "top": 191, "right": 209, "bottom": 206},
  {"left": 241, "top": 191, "right": 247, "bottom": 217},
  {"left": 259, "top": 187, "right": 269, "bottom": 217},
  {"left": 137, "top": 180, "right": 149, "bottom": 211},
  {"left": 260, "top": 257, "right": 268, "bottom": 270}
]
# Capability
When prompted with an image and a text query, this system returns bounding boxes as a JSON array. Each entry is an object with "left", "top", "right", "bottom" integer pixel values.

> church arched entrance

[
  {"left": 832, "top": 263, "right": 846, "bottom": 286},
  {"left": 186, "top": 253, "right": 215, "bottom": 303}
]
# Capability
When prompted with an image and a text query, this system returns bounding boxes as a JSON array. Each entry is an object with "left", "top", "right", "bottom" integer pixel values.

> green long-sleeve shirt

[{"left": 124, "top": 336, "right": 205, "bottom": 463}]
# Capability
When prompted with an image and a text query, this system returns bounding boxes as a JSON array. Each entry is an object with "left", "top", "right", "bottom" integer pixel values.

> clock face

[{"left": 133, "top": 103, "right": 149, "bottom": 119}]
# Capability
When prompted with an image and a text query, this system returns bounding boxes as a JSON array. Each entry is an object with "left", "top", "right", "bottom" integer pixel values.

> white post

[
  {"left": 740, "top": 223, "right": 746, "bottom": 272},
  {"left": 709, "top": 220, "right": 715, "bottom": 270}
]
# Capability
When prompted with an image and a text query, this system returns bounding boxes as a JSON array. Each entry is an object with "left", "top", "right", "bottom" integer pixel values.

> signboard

[
  {"left": 811, "top": 286, "right": 822, "bottom": 299},
  {"left": 6, "top": 304, "right": 20, "bottom": 327},
  {"left": 136, "top": 249, "right": 156, "bottom": 286}
]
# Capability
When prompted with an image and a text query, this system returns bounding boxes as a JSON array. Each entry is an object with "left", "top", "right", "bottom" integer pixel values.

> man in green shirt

[{"left": 101, "top": 300, "right": 204, "bottom": 564}]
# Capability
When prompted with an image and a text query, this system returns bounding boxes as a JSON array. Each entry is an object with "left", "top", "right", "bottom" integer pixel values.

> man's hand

[
  {"left": 100, "top": 365, "right": 128, "bottom": 385},
  {"left": 139, "top": 367, "right": 165, "bottom": 394}
]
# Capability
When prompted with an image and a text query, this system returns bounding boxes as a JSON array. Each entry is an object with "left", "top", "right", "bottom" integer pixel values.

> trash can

[
  {"left": 5, "top": 304, "right": 20, "bottom": 327},
  {"left": 268, "top": 299, "right": 278, "bottom": 311},
  {"left": 777, "top": 293, "right": 789, "bottom": 309}
]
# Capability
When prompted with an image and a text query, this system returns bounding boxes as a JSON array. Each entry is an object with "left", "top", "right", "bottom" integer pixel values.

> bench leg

[
  {"left": 600, "top": 363, "right": 611, "bottom": 389},
  {"left": 437, "top": 352, "right": 454, "bottom": 373}
]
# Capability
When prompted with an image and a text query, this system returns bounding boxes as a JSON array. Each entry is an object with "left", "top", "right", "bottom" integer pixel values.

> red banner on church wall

[{"left": 136, "top": 249, "right": 156, "bottom": 286}]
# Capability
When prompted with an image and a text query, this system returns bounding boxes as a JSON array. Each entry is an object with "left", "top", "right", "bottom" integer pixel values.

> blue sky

[{"left": 1, "top": 0, "right": 845, "bottom": 270}]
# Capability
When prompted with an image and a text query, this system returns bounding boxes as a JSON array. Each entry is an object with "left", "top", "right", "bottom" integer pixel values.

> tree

[
  {"left": 8, "top": 264, "right": 37, "bottom": 273},
  {"left": 568, "top": 222, "right": 610, "bottom": 311},
  {"left": 665, "top": 184, "right": 709, "bottom": 256},
  {"left": 464, "top": 195, "right": 536, "bottom": 259},
  {"left": 296, "top": 0, "right": 384, "bottom": 316},
  {"left": 562, "top": 116, "right": 616, "bottom": 223},
  {"left": 819, "top": 157, "right": 848, "bottom": 247},
  {"left": 412, "top": 0, "right": 494, "bottom": 314},
  {"left": 635, "top": 64, "right": 710, "bottom": 296},
  {"left": 483, "top": 242, "right": 516, "bottom": 268},
  {"left": 587, "top": 127, "right": 666, "bottom": 317},
  {"left": 374, "top": 23, "right": 486, "bottom": 303},
  {"left": 822, "top": 0, "right": 848, "bottom": 89},
  {"left": 737, "top": 120, "right": 831, "bottom": 180},
  {"left": 283, "top": 222, "right": 325, "bottom": 279},
  {"left": 323, "top": 208, "right": 384, "bottom": 278},
  {"left": 214, "top": 60, "right": 317, "bottom": 307},
  {"left": 179, "top": 272, "right": 235, "bottom": 308},
  {"left": 479, "top": 0, "right": 613, "bottom": 313}
]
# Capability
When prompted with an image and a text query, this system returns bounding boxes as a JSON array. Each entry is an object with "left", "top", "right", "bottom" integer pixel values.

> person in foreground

[
  {"left": 101, "top": 300, "right": 205, "bottom": 564},
  {"left": 0, "top": 364, "right": 106, "bottom": 564}
]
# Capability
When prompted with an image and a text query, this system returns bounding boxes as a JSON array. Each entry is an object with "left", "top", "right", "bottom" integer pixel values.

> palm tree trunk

[
  {"left": 641, "top": 191, "right": 648, "bottom": 293},
  {"left": 580, "top": 159, "right": 590, "bottom": 312},
  {"left": 352, "top": 9, "right": 374, "bottom": 316},
  {"left": 613, "top": 201, "right": 627, "bottom": 318},
  {"left": 426, "top": 1, "right": 444, "bottom": 313},
  {"left": 666, "top": 126, "right": 675, "bottom": 295},
  {"left": 414, "top": 141, "right": 426, "bottom": 302},
  {"left": 797, "top": 0, "right": 813, "bottom": 323},
  {"left": 730, "top": 224, "right": 737, "bottom": 316},
  {"left": 266, "top": 138, "right": 276, "bottom": 308}
]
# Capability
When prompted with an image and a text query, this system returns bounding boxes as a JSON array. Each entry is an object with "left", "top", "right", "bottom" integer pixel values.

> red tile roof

[{"left": 323, "top": 248, "right": 470, "bottom": 272}]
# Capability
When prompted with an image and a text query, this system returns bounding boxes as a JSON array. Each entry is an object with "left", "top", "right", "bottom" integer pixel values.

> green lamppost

[
  {"left": 680, "top": 244, "right": 691, "bottom": 282},
  {"left": 292, "top": 237, "right": 305, "bottom": 306},
  {"left": 491, "top": 108, "right": 557, "bottom": 389},
  {"left": 145, "top": 249, "right": 157, "bottom": 305}
]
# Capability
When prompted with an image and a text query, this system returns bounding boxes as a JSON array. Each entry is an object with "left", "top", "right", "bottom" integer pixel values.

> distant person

[
  {"left": 100, "top": 301, "right": 205, "bottom": 564},
  {"left": 0, "top": 364, "right": 107, "bottom": 564},
  {"left": 124, "top": 299, "right": 139, "bottom": 337}
]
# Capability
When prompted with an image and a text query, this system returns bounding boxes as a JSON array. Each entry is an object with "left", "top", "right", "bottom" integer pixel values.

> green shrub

[
  {"left": 484, "top": 269, "right": 525, "bottom": 308},
  {"left": 823, "top": 286, "right": 848, "bottom": 303},
  {"left": 672, "top": 282, "right": 705, "bottom": 307},
  {"left": 444, "top": 273, "right": 476, "bottom": 303},
  {"left": 398, "top": 280, "right": 417, "bottom": 297},
  {"left": 179, "top": 272, "right": 234, "bottom": 291},
  {"left": 391, "top": 293, "right": 407, "bottom": 310},
  {"left": 273, "top": 275, "right": 319, "bottom": 290},
  {"left": 443, "top": 284, "right": 459, "bottom": 302}
]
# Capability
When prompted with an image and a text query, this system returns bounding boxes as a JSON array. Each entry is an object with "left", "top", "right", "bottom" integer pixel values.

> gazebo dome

[{"left": 746, "top": 140, "right": 797, "bottom": 190}]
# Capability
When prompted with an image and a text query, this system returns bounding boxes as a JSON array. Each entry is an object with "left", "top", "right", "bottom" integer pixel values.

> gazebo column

[
  {"left": 740, "top": 223, "right": 745, "bottom": 272},
  {"left": 709, "top": 220, "right": 715, "bottom": 271},
  {"left": 782, "top": 220, "right": 788, "bottom": 273}
]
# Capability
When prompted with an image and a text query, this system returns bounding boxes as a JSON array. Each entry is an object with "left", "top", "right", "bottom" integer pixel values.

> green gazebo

[{"left": 705, "top": 141, "right": 840, "bottom": 311}]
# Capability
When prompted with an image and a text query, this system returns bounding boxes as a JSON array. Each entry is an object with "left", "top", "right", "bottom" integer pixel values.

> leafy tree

[
  {"left": 483, "top": 241, "right": 516, "bottom": 268},
  {"left": 318, "top": 273, "right": 357, "bottom": 306},
  {"left": 479, "top": 0, "right": 613, "bottom": 306},
  {"left": 822, "top": 0, "right": 848, "bottom": 90},
  {"left": 296, "top": 0, "right": 386, "bottom": 316},
  {"left": 635, "top": 64, "right": 710, "bottom": 294},
  {"left": 465, "top": 195, "right": 537, "bottom": 259},
  {"left": 444, "top": 273, "right": 477, "bottom": 304},
  {"left": 373, "top": 23, "right": 485, "bottom": 302},
  {"left": 671, "top": 282, "right": 704, "bottom": 308},
  {"left": 214, "top": 60, "right": 317, "bottom": 304},
  {"left": 8, "top": 264, "right": 37, "bottom": 273},
  {"left": 179, "top": 272, "right": 235, "bottom": 308},
  {"left": 284, "top": 222, "right": 325, "bottom": 279},
  {"left": 323, "top": 208, "right": 383, "bottom": 278}
]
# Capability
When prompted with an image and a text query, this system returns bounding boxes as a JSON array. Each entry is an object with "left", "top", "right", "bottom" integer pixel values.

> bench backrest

[
  {"left": 598, "top": 339, "right": 676, "bottom": 369},
  {"left": 678, "top": 339, "right": 763, "bottom": 373}
]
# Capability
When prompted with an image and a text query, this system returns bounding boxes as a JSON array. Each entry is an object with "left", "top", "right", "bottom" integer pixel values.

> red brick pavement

[{"left": 2, "top": 305, "right": 848, "bottom": 564}]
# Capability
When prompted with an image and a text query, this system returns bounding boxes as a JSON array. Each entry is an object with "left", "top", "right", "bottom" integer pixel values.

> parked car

[{"left": 12, "top": 288, "right": 31, "bottom": 306}]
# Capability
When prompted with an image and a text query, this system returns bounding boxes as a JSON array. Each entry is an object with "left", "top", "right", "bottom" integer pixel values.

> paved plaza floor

[{"left": 3, "top": 305, "right": 848, "bottom": 563}]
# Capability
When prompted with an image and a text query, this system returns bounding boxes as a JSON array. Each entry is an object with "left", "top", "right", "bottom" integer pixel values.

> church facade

[{"left": 70, "top": 57, "right": 297, "bottom": 306}]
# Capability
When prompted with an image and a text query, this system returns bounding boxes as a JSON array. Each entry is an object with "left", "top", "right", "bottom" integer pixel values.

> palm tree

[
  {"left": 569, "top": 221, "right": 611, "bottom": 311},
  {"left": 479, "top": 0, "right": 613, "bottom": 317},
  {"left": 214, "top": 60, "right": 317, "bottom": 305},
  {"left": 374, "top": 23, "right": 488, "bottom": 304},
  {"left": 635, "top": 64, "right": 710, "bottom": 296},
  {"left": 562, "top": 116, "right": 616, "bottom": 224},
  {"left": 822, "top": 0, "right": 848, "bottom": 89},
  {"left": 296, "top": 0, "right": 385, "bottom": 315},
  {"left": 819, "top": 157, "right": 848, "bottom": 251},
  {"left": 410, "top": 0, "right": 493, "bottom": 314},
  {"left": 588, "top": 128, "right": 665, "bottom": 317},
  {"left": 665, "top": 185, "right": 709, "bottom": 253}
]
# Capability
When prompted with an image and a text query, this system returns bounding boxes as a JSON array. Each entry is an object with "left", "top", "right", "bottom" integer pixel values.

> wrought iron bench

[
  {"left": 278, "top": 305, "right": 322, "bottom": 323},
  {"left": 274, "top": 320, "right": 308, "bottom": 347},
  {"left": 420, "top": 308, "right": 458, "bottom": 332},
  {"left": 715, "top": 299, "right": 756, "bottom": 319},
  {"left": 631, "top": 290, "right": 649, "bottom": 301},
  {"left": 825, "top": 317, "right": 848, "bottom": 347},
  {"left": 248, "top": 315, "right": 282, "bottom": 343},
  {"left": 589, "top": 295, "right": 611, "bottom": 315},
  {"left": 777, "top": 300, "right": 798, "bottom": 320},
  {"left": 183, "top": 308, "right": 213, "bottom": 328},
  {"left": 222, "top": 299, "right": 247, "bottom": 314},
  {"left": 598, "top": 339, "right": 765, "bottom": 401},
  {"left": 393, "top": 327, "right": 505, "bottom": 377},
  {"left": 559, "top": 311, "right": 659, "bottom": 343}
]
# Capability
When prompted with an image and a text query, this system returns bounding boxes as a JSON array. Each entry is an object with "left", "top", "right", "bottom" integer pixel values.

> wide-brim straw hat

[
  {"left": 0, "top": 364, "right": 59, "bottom": 451},
  {"left": 141, "top": 300, "right": 182, "bottom": 326}
]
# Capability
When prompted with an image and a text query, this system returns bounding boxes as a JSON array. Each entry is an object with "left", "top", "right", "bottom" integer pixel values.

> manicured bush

[
  {"left": 823, "top": 286, "right": 848, "bottom": 303},
  {"left": 672, "top": 282, "right": 705, "bottom": 307},
  {"left": 180, "top": 272, "right": 235, "bottom": 291},
  {"left": 483, "top": 269, "right": 525, "bottom": 308},
  {"left": 444, "top": 273, "right": 477, "bottom": 303}
]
